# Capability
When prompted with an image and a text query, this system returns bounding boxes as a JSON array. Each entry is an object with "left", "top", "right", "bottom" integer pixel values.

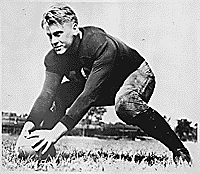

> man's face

[{"left": 45, "top": 22, "right": 77, "bottom": 54}]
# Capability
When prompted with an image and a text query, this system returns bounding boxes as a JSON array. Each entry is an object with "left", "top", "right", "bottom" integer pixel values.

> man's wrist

[{"left": 52, "top": 122, "right": 68, "bottom": 142}]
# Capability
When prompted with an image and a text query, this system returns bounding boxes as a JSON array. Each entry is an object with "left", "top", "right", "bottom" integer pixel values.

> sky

[{"left": 1, "top": 0, "right": 199, "bottom": 127}]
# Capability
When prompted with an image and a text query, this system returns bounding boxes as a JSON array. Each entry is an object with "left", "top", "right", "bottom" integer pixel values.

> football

[{"left": 16, "top": 136, "right": 56, "bottom": 160}]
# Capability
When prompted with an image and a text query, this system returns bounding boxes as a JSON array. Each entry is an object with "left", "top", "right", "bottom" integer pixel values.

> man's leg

[
  {"left": 115, "top": 61, "right": 192, "bottom": 165},
  {"left": 41, "top": 81, "right": 85, "bottom": 129}
]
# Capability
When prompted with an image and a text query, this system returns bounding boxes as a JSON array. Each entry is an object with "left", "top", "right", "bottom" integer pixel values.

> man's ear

[
  {"left": 72, "top": 23, "right": 79, "bottom": 35},
  {"left": 73, "top": 23, "right": 78, "bottom": 29}
]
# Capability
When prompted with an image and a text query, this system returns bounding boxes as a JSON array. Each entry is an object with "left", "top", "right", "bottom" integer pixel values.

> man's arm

[
  {"left": 15, "top": 71, "right": 62, "bottom": 154},
  {"left": 26, "top": 71, "right": 62, "bottom": 128},
  {"left": 53, "top": 38, "right": 117, "bottom": 136}
]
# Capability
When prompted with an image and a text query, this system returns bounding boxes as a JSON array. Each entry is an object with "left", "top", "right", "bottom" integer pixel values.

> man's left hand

[
  {"left": 26, "top": 122, "right": 68, "bottom": 155},
  {"left": 27, "top": 129, "right": 57, "bottom": 155}
]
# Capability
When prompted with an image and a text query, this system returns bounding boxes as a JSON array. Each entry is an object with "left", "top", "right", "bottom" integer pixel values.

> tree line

[{"left": 2, "top": 107, "right": 198, "bottom": 142}]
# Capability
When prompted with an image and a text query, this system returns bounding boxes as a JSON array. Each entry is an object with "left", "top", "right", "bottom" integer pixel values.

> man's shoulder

[
  {"left": 44, "top": 49, "right": 58, "bottom": 66},
  {"left": 79, "top": 26, "right": 107, "bottom": 57},
  {"left": 81, "top": 26, "right": 106, "bottom": 35},
  {"left": 81, "top": 26, "right": 107, "bottom": 41}
]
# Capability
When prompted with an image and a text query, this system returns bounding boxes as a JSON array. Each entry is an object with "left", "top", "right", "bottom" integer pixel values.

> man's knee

[
  {"left": 115, "top": 93, "right": 149, "bottom": 124},
  {"left": 115, "top": 94, "right": 137, "bottom": 124}
]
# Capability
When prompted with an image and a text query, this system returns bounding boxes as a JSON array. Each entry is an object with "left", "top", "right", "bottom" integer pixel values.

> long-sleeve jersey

[{"left": 26, "top": 26, "right": 145, "bottom": 130}]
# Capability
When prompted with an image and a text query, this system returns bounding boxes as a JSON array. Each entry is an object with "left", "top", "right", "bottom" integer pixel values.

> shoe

[{"left": 172, "top": 147, "right": 193, "bottom": 166}]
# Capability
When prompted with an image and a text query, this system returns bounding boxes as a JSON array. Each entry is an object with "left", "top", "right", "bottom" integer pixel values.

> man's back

[
  {"left": 77, "top": 26, "right": 145, "bottom": 105},
  {"left": 79, "top": 26, "right": 145, "bottom": 75}
]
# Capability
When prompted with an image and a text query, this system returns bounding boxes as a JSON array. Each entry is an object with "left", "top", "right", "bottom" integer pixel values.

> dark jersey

[
  {"left": 45, "top": 26, "right": 144, "bottom": 102},
  {"left": 27, "top": 26, "right": 145, "bottom": 130}
]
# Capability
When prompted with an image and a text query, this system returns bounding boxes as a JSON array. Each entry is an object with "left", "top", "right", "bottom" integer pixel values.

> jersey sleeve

[
  {"left": 59, "top": 37, "right": 117, "bottom": 130},
  {"left": 26, "top": 51, "right": 63, "bottom": 127},
  {"left": 26, "top": 71, "right": 62, "bottom": 127}
]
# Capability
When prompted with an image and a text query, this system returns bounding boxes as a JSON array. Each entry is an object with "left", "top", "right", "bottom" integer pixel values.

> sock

[{"left": 134, "top": 108, "right": 185, "bottom": 152}]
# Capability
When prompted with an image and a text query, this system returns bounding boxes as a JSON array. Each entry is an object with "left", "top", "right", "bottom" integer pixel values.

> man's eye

[
  {"left": 54, "top": 34, "right": 60, "bottom": 37},
  {"left": 54, "top": 33, "right": 62, "bottom": 37},
  {"left": 53, "top": 31, "right": 64, "bottom": 37}
]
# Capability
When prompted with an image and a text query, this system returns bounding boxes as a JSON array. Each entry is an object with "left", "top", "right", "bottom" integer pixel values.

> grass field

[{"left": 1, "top": 134, "right": 199, "bottom": 173}]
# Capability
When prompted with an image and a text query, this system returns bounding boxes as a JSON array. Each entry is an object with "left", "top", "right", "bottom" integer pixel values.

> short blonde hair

[{"left": 41, "top": 3, "right": 78, "bottom": 29}]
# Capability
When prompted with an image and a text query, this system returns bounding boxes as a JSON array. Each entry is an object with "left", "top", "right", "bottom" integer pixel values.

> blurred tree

[
  {"left": 174, "top": 119, "right": 197, "bottom": 142},
  {"left": 80, "top": 106, "right": 107, "bottom": 136}
]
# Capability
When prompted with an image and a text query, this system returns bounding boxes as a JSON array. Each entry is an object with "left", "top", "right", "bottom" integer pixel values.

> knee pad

[{"left": 115, "top": 92, "right": 149, "bottom": 125}]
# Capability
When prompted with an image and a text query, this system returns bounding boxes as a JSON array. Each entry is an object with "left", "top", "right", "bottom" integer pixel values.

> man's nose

[{"left": 51, "top": 36, "right": 59, "bottom": 46}]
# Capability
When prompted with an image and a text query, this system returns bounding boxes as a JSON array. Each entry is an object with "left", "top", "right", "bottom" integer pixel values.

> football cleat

[{"left": 172, "top": 147, "right": 193, "bottom": 167}]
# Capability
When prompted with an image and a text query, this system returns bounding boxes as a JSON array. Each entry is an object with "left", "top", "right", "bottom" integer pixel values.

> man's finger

[
  {"left": 41, "top": 142, "right": 51, "bottom": 155},
  {"left": 26, "top": 135, "right": 39, "bottom": 139},
  {"left": 33, "top": 139, "right": 46, "bottom": 152},
  {"left": 26, "top": 131, "right": 40, "bottom": 139},
  {"left": 31, "top": 137, "right": 44, "bottom": 147}
]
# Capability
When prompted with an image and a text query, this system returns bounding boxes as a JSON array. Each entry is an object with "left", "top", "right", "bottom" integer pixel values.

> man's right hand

[{"left": 14, "top": 121, "right": 35, "bottom": 155}]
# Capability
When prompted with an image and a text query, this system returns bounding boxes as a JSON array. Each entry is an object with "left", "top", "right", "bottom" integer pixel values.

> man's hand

[
  {"left": 14, "top": 121, "right": 35, "bottom": 155},
  {"left": 27, "top": 129, "right": 56, "bottom": 155},
  {"left": 27, "top": 122, "right": 68, "bottom": 155}
]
